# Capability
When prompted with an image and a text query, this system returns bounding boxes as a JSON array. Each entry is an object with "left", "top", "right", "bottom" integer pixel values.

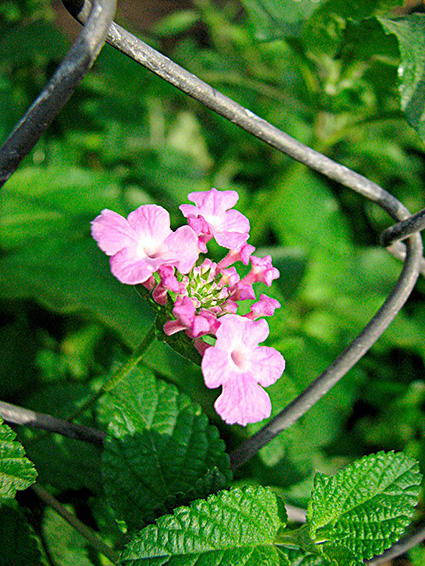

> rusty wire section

[{"left": 0, "top": 0, "right": 425, "bottom": 560}]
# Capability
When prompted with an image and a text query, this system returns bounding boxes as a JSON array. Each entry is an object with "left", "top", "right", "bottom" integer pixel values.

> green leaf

[
  {"left": 313, "top": 0, "right": 403, "bottom": 23},
  {"left": 317, "top": 543, "right": 361, "bottom": 566},
  {"left": 379, "top": 14, "right": 425, "bottom": 143},
  {"left": 307, "top": 451, "right": 422, "bottom": 560},
  {"left": 42, "top": 506, "right": 97, "bottom": 566},
  {"left": 0, "top": 417, "right": 37, "bottom": 499},
  {"left": 0, "top": 238, "right": 154, "bottom": 349},
  {"left": 0, "top": 503, "right": 46, "bottom": 565},
  {"left": 102, "top": 368, "right": 232, "bottom": 531},
  {"left": 409, "top": 544, "right": 425, "bottom": 566},
  {"left": 120, "top": 486, "right": 287, "bottom": 565}
]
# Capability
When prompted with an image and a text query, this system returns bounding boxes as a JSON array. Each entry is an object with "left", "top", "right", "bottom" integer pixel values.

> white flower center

[{"left": 138, "top": 238, "right": 162, "bottom": 259}]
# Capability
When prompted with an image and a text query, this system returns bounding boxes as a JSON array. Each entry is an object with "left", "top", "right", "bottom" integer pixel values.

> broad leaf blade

[
  {"left": 102, "top": 368, "right": 232, "bottom": 531},
  {"left": 307, "top": 451, "right": 421, "bottom": 560},
  {"left": 0, "top": 417, "right": 37, "bottom": 499},
  {"left": 379, "top": 14, "right": 425, "bottom": 144},
  {"left": 120, "top": 486, "right": 287, "bottom": 565}
]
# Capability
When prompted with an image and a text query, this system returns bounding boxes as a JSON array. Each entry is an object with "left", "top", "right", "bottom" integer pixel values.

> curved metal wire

[
  {"left": 0, "top": 0, "right": 117, "bottom": 189},
  {"left": 230, "top": 234, "right": 422, "bottom": 467},
  {"left": 381, "top": 206, "right": 425, "bottom": 247},
  {"left": 0, "top": 401, "right": 105, "bottom": 445},
  {"left": 67, "top": 0, "right": 406, "bottom": 224}
]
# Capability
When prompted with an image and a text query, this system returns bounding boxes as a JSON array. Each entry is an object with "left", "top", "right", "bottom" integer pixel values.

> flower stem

[
  {"left": 33, "top": 483, "right": 120, "bottom": 564},
  {"left": 69, "top": 324, "right": 156, "bottom": 420}
]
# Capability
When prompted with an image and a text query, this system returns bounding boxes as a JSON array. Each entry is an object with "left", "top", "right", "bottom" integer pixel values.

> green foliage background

[{"left": 1, "top": 0, "right": 425, "bottom": 562}]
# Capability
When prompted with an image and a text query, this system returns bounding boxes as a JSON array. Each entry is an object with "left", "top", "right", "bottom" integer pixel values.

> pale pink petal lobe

[
  {"left": 91, "top": 209, "right": 136, "bottom": 256},
  {"left": 215, "top": 377, "right": 272, "bottom": 426}
]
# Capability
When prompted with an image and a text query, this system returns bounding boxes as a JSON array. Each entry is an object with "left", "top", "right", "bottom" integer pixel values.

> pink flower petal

[
  {"left": 186, "top": 188, "right": 239, "bottom": 213},
  {"left": 180, "top": 188, "right": 250, "bottom": 250},
  {"left": 201, "top": 315, "right": 284, "bottom": 425},
  {"left": 245, "top": 294, "right": 281, "bottom": 320},
  {"left": 163, "top": 226, "right": 199, "bottom": 274},
  {"left": 127, "top": 204, "right": 172, "bottom": 246},
  {"left": 202, "top": 347, "right": 233, "bottom": 389},
  {"left": 110, "top": 246, "right": 159, "bottom": 284},
  {"left": 250, "top": 346, "right": 285, "bottom": 387},
  {"left": 92, "top": 205, "right": 199, "bottom": 285},
  {"left": 215, "top": 377, "right": 272, "bottom": 426},
  {"left": 91, "top": 210, "right": 137, "bottom": 256}
]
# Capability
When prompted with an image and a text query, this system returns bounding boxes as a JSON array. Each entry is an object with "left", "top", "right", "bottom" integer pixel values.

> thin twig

[
  {"left": 0, "top": 400, "right": 105, "bottom": 445},
  {"left": 33, "top": 483, "right": 120, "bottom": 564}
]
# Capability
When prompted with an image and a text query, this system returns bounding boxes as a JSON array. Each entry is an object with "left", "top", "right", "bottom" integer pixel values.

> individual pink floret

[
  {"left": 217, "top": 244, "right": 256, "bottom": 270},
  {"left": 164, "top": 296, "right": 219, "bottom": 339},
  {"left": 243, "top": 255, "right": 280, "bottom": 287},
  {"left": 180, "top": 188, "right": 250, "bottom": 250},
  {"left": 245, "top": 294, "right": 281, "bottom": 320},
  {"left": 201, "top": 315, "right": 285, "bottom": 426},
  {"left": 91, "top": 205, "right": 199, "bottom": 284}
]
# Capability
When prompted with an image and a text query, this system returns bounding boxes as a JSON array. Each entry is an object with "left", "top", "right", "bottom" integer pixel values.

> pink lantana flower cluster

[{"left": 91, "top": 188, "right": 285, "bottom": 426}]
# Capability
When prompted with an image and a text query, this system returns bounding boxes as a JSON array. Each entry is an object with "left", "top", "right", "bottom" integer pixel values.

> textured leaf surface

[
  {"left": 307, "top": 451, "right": 421, "bottom": 560},
  {"left": 0, "top": 504, "right": 45, "bottom": 565},
  {"left": 380, "top": 14, "right": 425, "bottom": 143},
  {"left": 102, "top": 368, "right": 232, "bottom": 531},
  {"left": 0, "top": 418, "right": 37, "bottom": 499},
  {"left": 120, "top": 486, "right": 287, "bottom": 565}
]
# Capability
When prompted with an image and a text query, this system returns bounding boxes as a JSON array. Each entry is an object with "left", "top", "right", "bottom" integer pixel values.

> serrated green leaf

[
  {"left": 379, "top": 14, "right": 425, "bottom": 143},
  {"left": 0, "top": 504, "right": 46, "bottom": 565},
  {"left": 0, "top": 417, "right": 37, "bottom": 499},
  {"left": 307, "top": 451, "right": 421, "bottom": 560},
  {"left": 120, "top": 486, "right": 287, "bottom": 565},
  {"left": 102, "top": 368, "right": 232, "bottom": 531}
]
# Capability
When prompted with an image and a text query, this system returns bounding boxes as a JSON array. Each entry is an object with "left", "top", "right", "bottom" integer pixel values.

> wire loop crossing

[{"left": 0, "top": 0, "right": 424, "bottom": 561}]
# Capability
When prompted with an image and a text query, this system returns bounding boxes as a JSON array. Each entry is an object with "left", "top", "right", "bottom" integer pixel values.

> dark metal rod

[
  {"left": 0, "top": 0, "right": 117, "bottom": 189},
  {"left": 381, "top": 207, "right": 425, "bottom": 247},
  {"left": 0, "top": 401, "right": 106, "bottom": 445}
]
